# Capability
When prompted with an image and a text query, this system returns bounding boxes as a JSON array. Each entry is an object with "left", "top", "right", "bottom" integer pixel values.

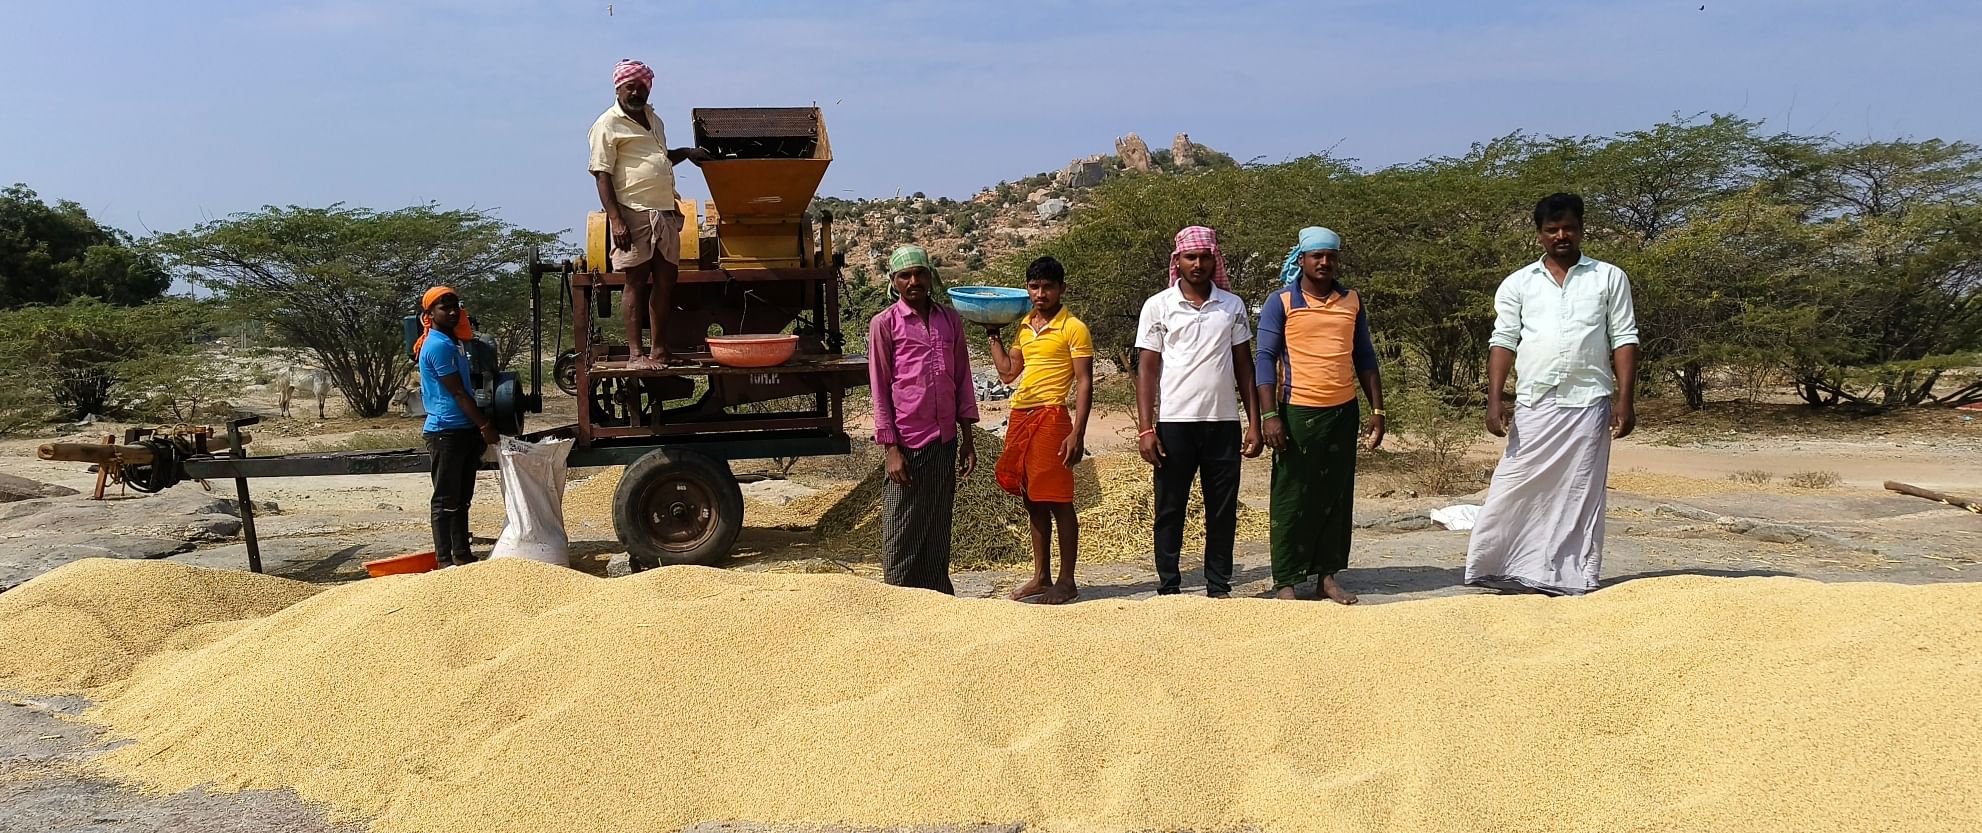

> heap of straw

[
  {"left": 813, "top": 437, "right": 1269, "bottom": 567},
  {"left": 813, "top": 426, "right": 1030, "bottom": 568}
]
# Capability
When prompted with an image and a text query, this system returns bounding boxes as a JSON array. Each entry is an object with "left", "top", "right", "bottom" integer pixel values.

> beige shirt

[{"left": 588, "top": 104, "right": 677, "bottom": 212}]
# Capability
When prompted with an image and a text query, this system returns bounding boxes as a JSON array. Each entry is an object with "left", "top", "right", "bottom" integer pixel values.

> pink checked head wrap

[
  {"left": 613, "top": 59, "right": 654, "bottom": 89},
  {"left": 1169, "top": 225, "right": 1231, "bottom": 289}
]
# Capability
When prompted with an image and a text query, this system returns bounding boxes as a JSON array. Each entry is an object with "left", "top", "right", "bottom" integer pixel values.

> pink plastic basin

[{"left": 707, "top": 334, "right": 799, "bottom": 368}]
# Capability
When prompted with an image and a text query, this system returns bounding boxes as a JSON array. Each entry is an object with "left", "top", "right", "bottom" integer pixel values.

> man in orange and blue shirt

[
  {"left": 985, "top": 256, "right": 1093, "bottom": 604},
  {"left": 1254, "top": 227, "right": 1386, "bottom": 604}
]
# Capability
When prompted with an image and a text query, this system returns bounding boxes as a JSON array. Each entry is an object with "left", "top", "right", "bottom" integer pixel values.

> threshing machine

[{"left": 40, "top": 106, "right": 868, "bottom": 572}]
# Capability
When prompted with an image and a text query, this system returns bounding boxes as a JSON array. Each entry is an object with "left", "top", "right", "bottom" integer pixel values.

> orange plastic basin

[
  {"left": 707, "top": 334, "right": 799, "bottom": 368},
  {"left": 363, "top": 551, "right": 438, "bottom": 578}
]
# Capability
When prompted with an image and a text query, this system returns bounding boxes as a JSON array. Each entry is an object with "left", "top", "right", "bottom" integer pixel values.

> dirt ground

[
  {"left": 6, "top": 387, "right": 1979, "bottom": 584},
  {"left": 2, "top": 384, "right": 1980, "bottom": 830}
]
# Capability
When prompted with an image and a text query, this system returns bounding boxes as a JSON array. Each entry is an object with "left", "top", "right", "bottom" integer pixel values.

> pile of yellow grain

[
  {"left": 0, "top": 558, "right": 317, "bottom": 693},
  {"left": 814, "top": 436, "right": 1268, "bottom": 567},
  {"left": 4, "top": 558, "right": 1978, "bottom": 833}
]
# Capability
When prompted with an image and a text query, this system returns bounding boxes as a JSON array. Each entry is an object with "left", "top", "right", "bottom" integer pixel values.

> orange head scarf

[{"left": 412, "top": 286, "right": 475, "bottom": 358}]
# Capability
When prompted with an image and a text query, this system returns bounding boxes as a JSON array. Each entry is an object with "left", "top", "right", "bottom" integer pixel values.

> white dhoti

[{"left": 1465, "top": 392, "right": 1612, "bottom": 595}]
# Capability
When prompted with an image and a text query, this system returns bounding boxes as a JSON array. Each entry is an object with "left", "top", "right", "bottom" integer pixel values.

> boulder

[
  {"left": 1036, "top": 198, "right": 1070, "bottom": 222},
  {"left": 1115, "top": 133, "right": 1154, "bottom": 172},
  {"left": 1356, "top": 511, "right": 1438, "bottom": 531},
  {"left": 170, "top": 532, "right": 429, "bottom": 583},
  {"left": 0, "top": 492, "right": 239, "bottom": 535},
  {"left": 0, "top": 535, "right": 195, "bottom": 592},
  {"left": 0, "top": 473, "right": 79, "bottom": 504},
  {"left": 1172, "top": 132, "right": 1198, "bottom": 167},
  {"left": 1060, "top": 158, "right": 1107, "bottom": 188},
  {"left": 1654, "top": 503, "right": 1720, "bottom": 522}
]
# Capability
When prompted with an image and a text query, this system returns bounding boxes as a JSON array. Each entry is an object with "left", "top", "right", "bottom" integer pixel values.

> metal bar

[
  {"left": 574, "top": 278, "right": 595, "bottom": 447},
  {"left": 41, "top": 434, "right": 249, "bottom": 465},
  {"left": 567, "top": 432, "right": 849, "bottom": 467},
  {"left": 593, "top": 416, "right": 840, "bottom": 438},
  {"left": 590, "top": 356, "right": 867, "bottom": 379},
  {"left": 186, "top": 450, "right": 433, "bottom": 480},
  {"left": 181, "top": 429, "right": 848, "bottom": 480},
  {"left": 529, "top": 250, "right": 543, "bottom": 412},
  {"left": 228, "top": 417, "right": 263, "bottom": 574}
]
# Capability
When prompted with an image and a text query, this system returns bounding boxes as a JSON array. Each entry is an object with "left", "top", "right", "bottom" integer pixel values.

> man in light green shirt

[{"left": 1466, "top": 193, "right": 1640, "bottom": 595}]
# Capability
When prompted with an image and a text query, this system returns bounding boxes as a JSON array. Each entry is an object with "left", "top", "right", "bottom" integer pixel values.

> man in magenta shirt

[{"left": 867, "top": 245, "right": 979, "bottom": 593}]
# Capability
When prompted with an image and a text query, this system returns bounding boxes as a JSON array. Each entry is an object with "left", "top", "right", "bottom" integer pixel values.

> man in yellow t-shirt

[
  {"left": 588, "top": 59, "right": 710, "bottom": 369},
  {"left": 985, "top": 256, "right": 1093, "bottom": 604}
]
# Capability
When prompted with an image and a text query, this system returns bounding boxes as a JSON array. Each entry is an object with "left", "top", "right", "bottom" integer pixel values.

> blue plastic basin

[{"left": 947, "top": 286, "right": 1032, "bottom": 325}]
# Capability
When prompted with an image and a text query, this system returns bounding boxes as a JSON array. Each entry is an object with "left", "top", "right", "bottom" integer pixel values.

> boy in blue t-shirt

[{"left": 417, "top": 287, "right": 499, "bottom": 566}]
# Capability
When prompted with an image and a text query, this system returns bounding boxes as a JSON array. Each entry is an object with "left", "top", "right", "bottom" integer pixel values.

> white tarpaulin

[
  {"left": 1429, "top": 504, "right": 1482, "bottom": 531},
  {"left": 490, "top": 436, "right": 573, "bottom": 566}
]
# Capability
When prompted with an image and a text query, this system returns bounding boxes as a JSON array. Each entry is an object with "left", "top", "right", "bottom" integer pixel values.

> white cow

[
  {"left": 275, "top": 366, "right": 334, "bottom": 419},
  {"left": 391, "top": 386, "right": 427, "bottom": 419}
]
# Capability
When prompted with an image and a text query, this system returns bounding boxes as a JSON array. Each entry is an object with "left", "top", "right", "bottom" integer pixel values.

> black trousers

[
  {"left": 425, "top": 429, "right": 485, "bottom": 563},
  {"left": 1153, "top": 420, "right": 1241, "bottom": 596}
]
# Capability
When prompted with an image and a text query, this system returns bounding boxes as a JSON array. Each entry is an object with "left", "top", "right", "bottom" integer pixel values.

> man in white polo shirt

[{"left": 1134, "top": 225, "right": 1263, "bottom": 597}]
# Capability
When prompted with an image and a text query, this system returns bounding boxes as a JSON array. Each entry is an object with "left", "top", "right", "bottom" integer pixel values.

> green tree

[
  {"left": 1349, "top": 142, "right": 1537, "bottom": 394},
  {"left": 1767, "top": 139, "right": 1982, "bottom": 406},
  {"left": 1770, "top": 138, "right": 1982, "bottom": 221},
  {"left": 988, "top": 116, "right": 1982, "bottom": 414},
  {"left": 0, "top": 298, "right": 215, "bottom": 420},
  {"left": 1526, "top": 115, "right": 1783, "bottom": 245},
  {"left": 152, "top": 204, "right": 557, "bottom": 417},
  {"left": 0, "top": 184, "right": 171, "bottom": 307},
  {"left": 1630, "top": 193, "right": 1841, "bottom": 409}
]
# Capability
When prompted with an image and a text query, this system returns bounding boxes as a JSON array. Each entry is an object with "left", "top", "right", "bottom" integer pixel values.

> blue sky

[{"left": 4, "top": 0, "right": 1979, "bottom": 245}]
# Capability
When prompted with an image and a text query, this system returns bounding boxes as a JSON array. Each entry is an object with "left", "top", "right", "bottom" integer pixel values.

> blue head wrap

[{"left": 1279, "top": 226, "right": 1342, "bottom": 286}]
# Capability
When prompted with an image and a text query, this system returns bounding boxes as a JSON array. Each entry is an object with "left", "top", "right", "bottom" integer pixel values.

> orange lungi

[{"left": 995, "top": 405, "right": 1075, "bottom": 503}]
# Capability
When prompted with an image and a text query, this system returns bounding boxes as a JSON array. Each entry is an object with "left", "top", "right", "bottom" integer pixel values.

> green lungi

[{"left": 1270, "top": 401, "right": 1360, "bottom": 590}]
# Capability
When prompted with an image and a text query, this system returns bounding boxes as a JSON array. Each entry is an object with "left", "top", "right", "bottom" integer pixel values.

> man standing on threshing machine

[
  {"left": 984, "top": 256, "right": 1093, "bottom": 604},
  {"left": 588, "top": 58, "right": 710, "bottom": 370},
  {"left": 868, "top": 246, "right": 979, "bottom": 594},
  {"left": 1254, "top": 227, "right": 1386, "bottom": 605},
  {"left": 1465, "top": 193, "right": 1640, "bottom": 595},
  {"left": 415, "top": 287, "right": 499, "bottom": 567},
  {"left": 1134, "top": 226, "right": 1262, "bottom": 598}
]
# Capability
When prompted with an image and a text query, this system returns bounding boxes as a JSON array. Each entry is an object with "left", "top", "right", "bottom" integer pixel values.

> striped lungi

[{"left": 880, "top": 439, "right": 958, "bottom": 594}]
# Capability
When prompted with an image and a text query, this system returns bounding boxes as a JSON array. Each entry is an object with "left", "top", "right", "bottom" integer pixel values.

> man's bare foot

[
  {"left": 1274, "top": 586, "right": 1298, "bottom": 600},
  {"left": 627, "top": 354, "right": 663, "bottom": 370},
  {"left": 1009, "top": 577, "right": 1047, "bottom": 601},
  {"left": 1320, "top": 574, "right": 1359, "bottom": 605},
  {"left": 1042, "top": 582, "right": 1079, "bottom": 605},
  {"left": 648, "top": 349, "right": 674, "bottom": 367}
]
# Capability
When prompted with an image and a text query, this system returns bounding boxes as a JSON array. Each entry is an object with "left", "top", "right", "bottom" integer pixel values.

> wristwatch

[{"left": 1369, "top": 408, "right": 1387, "bottom": 417}]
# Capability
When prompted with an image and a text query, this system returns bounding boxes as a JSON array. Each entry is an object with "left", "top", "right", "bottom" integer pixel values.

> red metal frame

[{"left": 568, "top": 268, "right": 857, "bottom": 447}]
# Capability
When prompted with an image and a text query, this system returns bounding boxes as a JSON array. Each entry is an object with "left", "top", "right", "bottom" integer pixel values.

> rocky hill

[{"left": 812, "top": 132, "right": 1234, "bottom": 287}]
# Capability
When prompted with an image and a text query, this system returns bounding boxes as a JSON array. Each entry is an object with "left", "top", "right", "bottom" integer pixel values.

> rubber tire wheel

[{"left": 614, "top": 449, "right": 743, "bottom": 569}]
